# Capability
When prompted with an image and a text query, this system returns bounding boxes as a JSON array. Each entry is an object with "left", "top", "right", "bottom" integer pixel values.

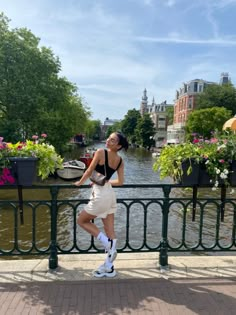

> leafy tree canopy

[
  {"left": 0, "top": 13, "right": 90, "bottom": 151},
  {"left": 105, "top": 121, "right": 122, "bottom": 139},
  {"left": 85, "top": 120, "right": 102, "bottom": 140},
  {"left": 185, "top": 106, "right": 232, "bottom": 140},
  {"left": 166, "top": 106, "right": 174, "bottom": 125},
  {"left": 135, "top": 113, "right": 155, "bottom": 149},
  {"left": 121, "top": 108, "right": 141, "bottom": 143},
  {"left": 196, "top": 83, "right": 236, "bottom": 115}
]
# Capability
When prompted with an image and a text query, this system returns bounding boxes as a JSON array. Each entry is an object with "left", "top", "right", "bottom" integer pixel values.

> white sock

[
  {"left": 111, "top": 239, "right": 117, "bottom": 250},
  {"left": 97, "top": 232, "right": 109, "bottom": 248}
]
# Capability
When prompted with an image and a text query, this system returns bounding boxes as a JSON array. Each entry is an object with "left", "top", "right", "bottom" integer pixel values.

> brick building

[{"left": 167, "top": 73, "right": 230, "bottom": 144}]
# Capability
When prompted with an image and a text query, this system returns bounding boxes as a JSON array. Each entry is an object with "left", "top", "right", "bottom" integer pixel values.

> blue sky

[{"left": 1, "top": 0, "right": 236, "bottom": 122}]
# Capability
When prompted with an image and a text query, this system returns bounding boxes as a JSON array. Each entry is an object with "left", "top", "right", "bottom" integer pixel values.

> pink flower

[
  {"left": 32, "top": 135, "right": 38, "bottom": 140},
  {"left": 210, "top": 138, "right": 218, "bottom": 143},
  {"left": 193, "top": 138, "right": 199, "bottom": 143},
  {"left": 2, "top": 168, "right": 10, "bottom": 176},
  {"left": 41, "top": 133, "right": 47, "bottom": 138},
  {"left": 0, "top": 168, "right": 15, "bottom": 185},
  {"left": 219, "top": 159, "right": 225, "bottom": 163},
  {"left": 7, "top": 176, "right": 15, "bottom": 184}
]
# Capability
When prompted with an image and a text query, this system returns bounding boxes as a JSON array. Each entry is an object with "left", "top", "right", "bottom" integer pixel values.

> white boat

[
  {"left": 152, "top": 152, "right": 160, "bottom": 158},
  {"left": 56, "top": 160, "right": 86, "bottom": 180}
]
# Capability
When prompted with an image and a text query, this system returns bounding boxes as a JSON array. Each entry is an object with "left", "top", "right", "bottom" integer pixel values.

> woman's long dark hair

[{"left": 116, "top": 132, "right": 129, "bottom": 151}]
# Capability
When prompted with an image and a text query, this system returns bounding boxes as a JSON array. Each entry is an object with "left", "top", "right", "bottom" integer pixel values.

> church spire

[
  {"left": 142, "top": 88, "right": 148, "bottom": 101},
  {"left": 140, "top": 88, "right": 148, "bottom": 116}
]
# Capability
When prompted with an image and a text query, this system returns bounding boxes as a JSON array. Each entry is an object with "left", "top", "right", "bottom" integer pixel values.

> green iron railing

[{"left": 0, "top": 184, "right": 235, "bottom": 269}]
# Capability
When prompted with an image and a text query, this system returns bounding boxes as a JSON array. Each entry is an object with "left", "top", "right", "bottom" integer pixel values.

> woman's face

[{"left": 106, "top": 133, "right": 120, "bottom": 150}]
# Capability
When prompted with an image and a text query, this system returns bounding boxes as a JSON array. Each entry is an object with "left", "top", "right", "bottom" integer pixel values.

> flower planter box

[
  {"left": 229, "top": 160, "right": 236, "bottom": 186},
  {"left": 179, "top": 159, "right": 200, "bottom": 185},
  {"left": 198, "top": 161, "right": 212, "bottom": 186},
  {"left": 9, "top": 157, "right": 38, "bottom": 186}
]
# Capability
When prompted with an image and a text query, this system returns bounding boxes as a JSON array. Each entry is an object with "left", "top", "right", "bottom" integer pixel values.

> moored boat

[
  {"left": 79, "top": 148, "right": 96, "bottom": 167},
  {"left": 56, "top": 160, "right": 86, "bottom": 180},
  {"left": 152, "top": 151, "right": 160, "bottom": 158}
]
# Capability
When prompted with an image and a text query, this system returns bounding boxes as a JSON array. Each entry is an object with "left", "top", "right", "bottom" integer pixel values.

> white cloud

[
  {"left": 143, "top": 0, "right": 154, "bottom": 6},
  {"left": 165, "top": 0, "right": 176, "bottom": 7},
  {"left": 213, "top": 0, "right": 236, "bottom": 8},
  {"left": 134, "top": 35, "right": 236, "bottom": 46}
]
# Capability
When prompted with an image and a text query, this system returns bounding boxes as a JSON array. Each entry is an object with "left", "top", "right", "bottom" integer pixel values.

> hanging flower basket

[
  {"left": 0, "top": 134, "right": 63, "bottom": 186},
  {"left": 179, "top": 159, "right": 200, "bottom": 185},
  {"left": 229, "top": 160, "right": 236, "bottom": 186},
  {"left": 153, "top": 131, "right": 236, "bottom": 190},
  {"left": 9, "top": 157, "right": 38, "bottom": 186}
]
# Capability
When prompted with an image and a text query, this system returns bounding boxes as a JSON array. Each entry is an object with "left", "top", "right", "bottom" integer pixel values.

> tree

[
  {"left": 196, "top": 83, "right": 236, "bottom": 115},
  {"left": 0, "top": 13, "right": 90, "bottom": 151},
  {"left": 85, "top": 120, "right": 102, "bottom": 141},
  {"left": 121, "top": 109, "right": 141, "bottom": 143},
  {"left": 105, "top": 121, "right": 122, "bottom": 139},
  {"left": 135, "top": 113, "right": 156, "bottom": 149},
  {"left": 185, "top": 107, "right": 232, "bottom": 140},
  {"left": 166, "top": 106, "right": 174, "bottom": 125}
]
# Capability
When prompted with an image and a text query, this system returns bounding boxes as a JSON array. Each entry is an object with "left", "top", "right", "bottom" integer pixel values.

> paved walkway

[{"left": 0, "top": 253, "right": 236, "bottom": 314}]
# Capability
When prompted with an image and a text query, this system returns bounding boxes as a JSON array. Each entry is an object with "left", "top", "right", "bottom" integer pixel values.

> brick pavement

[
  {"left": 0, "top": 278, "right": 236, "bottom": 314},
  {"left": 1, "top": 253, "right": 236, "bottom": 314}
]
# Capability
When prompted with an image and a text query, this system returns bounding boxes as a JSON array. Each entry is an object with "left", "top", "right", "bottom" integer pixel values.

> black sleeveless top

[{"left": 95, "top": 149, "right": 122, "bottom": 180}]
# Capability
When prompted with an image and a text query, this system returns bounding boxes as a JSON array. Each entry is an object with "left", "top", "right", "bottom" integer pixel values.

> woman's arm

[
  {"left": 74, "top": 149, "right": 103, "bottom": 186},
  {"left": 109, "top": 161, "right": 124, "bottom": 186}
]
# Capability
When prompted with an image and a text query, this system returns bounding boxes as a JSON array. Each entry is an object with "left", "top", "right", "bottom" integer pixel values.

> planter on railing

[
  {"left": 9, "top": 157, "right": 38, "bottom": 186},
  {"left": 179, "top": 159, "right": 200, "bottom": 185},
  {"left": 179, "top": 159, "right": 234, "bottom": 187},
  {"left": 198, "top": 161, "right": 212, "bottom": 186},
  {"left": 8, "top": 157, "right": 38, "bottom": 225},
  {"left": 229, "top": 160, "right": 236, "bottom": 186}
]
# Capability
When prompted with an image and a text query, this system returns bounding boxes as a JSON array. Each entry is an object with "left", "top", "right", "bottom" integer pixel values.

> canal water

[{"left": 0, "top": 142, "right": 234, "bottom": 253}]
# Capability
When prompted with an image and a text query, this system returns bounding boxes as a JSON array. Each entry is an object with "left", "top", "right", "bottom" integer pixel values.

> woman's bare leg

[
  {"left": 102, "top": 213, "right": 115, "bottom": 239},
  {"left": 77, "top": 210, "right": 99, "bottom": 237}
]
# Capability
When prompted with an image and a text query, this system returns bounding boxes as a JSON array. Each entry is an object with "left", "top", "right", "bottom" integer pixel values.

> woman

[{"left": 74, "top": 132, "right": 129, "bottom": 278}]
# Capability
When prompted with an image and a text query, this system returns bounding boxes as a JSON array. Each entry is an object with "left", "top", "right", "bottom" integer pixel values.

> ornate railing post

[
  {"left": 49, "top": 186, "right": 59, "bottom": 269},
  {"left": 159, "top": 185, "right": 171, "bottom": 267}
]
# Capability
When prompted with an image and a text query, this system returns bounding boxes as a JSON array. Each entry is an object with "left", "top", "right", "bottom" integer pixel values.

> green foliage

[
  {"left": 121, "top": 109, "right": 141, "bottom": 143},
  {"left": 105, "top": 122, "right": 122, "bottom": 139},
  {"left": 0, "top": 135, "right": 63, "bottom": 183},
  {"left": 166, "top": 106, "right": 174, "bottom": 125},
  {"left": 153, "top": 132, "right": 236, "bottom": 189},
  {"left": 85, "top": 120, "right": 102, "bottom": 140},
  {"left": 153, "top": 143, "right": 202, "bottom": 181},
  {"left": 135, "top": 113, "right": 155, "bottom": 148},
  {"left": 0, "top": 13, "right": 90, "bottom": 151},
  {"left": 196, "top": 83, "right": 236, "bottom": 115},
  {"left": 185, "top": 107, "right": 232, "bottom": 140}
]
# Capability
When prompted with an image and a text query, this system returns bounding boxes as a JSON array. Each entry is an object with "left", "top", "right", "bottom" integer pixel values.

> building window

[
  {"left": 194, "top": 82, "right": 198, "bottom": 92},
  {"left": 188, "top": 98, "right": 192, "bottom": 108}
]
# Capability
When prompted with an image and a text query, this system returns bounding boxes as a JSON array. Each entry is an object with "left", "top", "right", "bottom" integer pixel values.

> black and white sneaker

[
  {"left": 92, "top": 263, "right": 116, "bottom": 278},
  {"left": 106, "top": 238, "right": 117, "bottom": 263}
]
